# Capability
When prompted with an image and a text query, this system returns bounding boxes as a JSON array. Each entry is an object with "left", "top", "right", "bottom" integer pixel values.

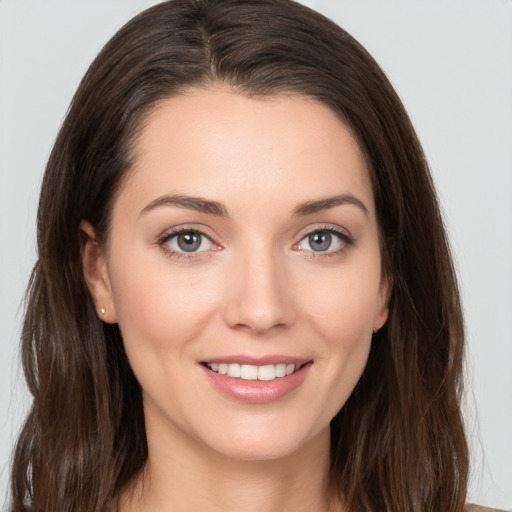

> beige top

[
  {"left": 465, "top": 506, "right": 509, "bottom": 512},
  {"left": 109, "top": 503, "right": 507, "bottom": 511}
]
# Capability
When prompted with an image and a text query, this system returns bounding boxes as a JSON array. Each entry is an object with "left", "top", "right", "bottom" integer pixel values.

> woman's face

[{"left": 84, "top": 87, "right": 390, "bottom": 462}]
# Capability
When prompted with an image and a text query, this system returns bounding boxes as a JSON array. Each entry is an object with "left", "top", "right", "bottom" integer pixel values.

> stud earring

[{"left": 100, "top": 307, "right": 106, "bottom": 315}]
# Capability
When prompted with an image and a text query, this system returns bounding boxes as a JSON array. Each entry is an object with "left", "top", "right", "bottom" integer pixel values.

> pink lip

[
  {"left": 201, "top": 354, "right": 310, "bottom": 366},
  {"left": 199, "top": 359, "right": 312, "bottom": 404}
]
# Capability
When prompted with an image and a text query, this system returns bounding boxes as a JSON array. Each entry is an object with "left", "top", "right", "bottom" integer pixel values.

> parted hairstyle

[{"left": 10, "top": 1, "right": 468, "bottom": 511}]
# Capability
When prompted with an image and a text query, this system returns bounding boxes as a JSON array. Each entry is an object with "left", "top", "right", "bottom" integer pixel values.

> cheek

[
  {"left": 297, "top": 257, "right": 382, "bottom": 406},
  {"left": 108, "top": 251, "right": 221, "bottom": 371},
  {"left": 299, "top": 260, "right": 383, "bottom": 343}
]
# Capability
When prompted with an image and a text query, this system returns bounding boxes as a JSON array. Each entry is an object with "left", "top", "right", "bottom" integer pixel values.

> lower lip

[{"left": 201, "top": 363, "right": 312, "bottom": 404}]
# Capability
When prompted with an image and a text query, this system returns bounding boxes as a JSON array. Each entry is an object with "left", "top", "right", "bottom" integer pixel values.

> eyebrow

[
  {"left": 139, "top": 194, "right": 228, "bottom": 217},
  {"left": 139, "top": 192, "right": 368, "bottom": 219},
  {"left": 293, "top": 194, "right": 369, "bottom": 217}
]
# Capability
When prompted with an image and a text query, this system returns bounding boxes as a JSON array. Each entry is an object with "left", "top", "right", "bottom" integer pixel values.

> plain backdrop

[{"left": 0, "top": 0, "right": 511, "bottom": 509}]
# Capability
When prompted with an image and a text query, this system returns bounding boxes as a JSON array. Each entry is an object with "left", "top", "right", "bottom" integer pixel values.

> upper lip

[{"left": 200, "top": 354, "right": 311, "bottom": 366}]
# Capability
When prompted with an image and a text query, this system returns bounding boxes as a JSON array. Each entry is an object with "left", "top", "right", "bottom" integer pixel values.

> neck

[{"left": 119, "top": 410, "right": 340, "bottom": 512}]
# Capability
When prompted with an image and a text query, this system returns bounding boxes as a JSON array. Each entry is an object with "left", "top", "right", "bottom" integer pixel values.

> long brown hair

[{"left": 10, "top": 1, "right": 468, "bottom": 510}]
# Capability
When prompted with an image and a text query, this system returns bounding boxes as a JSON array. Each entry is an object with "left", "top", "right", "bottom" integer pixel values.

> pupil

[
  {"left": 177, "top": 232, "right": 201, "bottom": 252},
  {"left": 309, "top": 231, "right": 331, "bottom": 251}
]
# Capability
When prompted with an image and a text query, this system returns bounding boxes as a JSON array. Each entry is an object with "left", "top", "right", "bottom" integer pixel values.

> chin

[{"left": 191, "top": 412, "right": 331, "bottom": 464}]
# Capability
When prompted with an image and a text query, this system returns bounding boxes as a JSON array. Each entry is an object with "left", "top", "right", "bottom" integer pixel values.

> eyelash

[
  {"left": 294, "top": 225, "right": 354, "bottom": 258},
  {"left": 157, "top": 225, "right": 354, "bottom": 261}
]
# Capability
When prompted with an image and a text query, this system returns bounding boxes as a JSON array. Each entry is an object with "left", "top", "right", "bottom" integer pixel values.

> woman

[{"left": 7, "top": 1, "right": 504, "bottom": 511}]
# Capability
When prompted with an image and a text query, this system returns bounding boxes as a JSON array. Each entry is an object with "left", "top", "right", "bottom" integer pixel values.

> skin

[{"left": 81, "top": 86, "right": 390, "bottom": 512}]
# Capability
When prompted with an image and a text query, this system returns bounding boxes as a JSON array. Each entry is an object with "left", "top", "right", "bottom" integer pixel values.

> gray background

[{"left": 1, "top": 0, "right": 511, "bottom": 508}]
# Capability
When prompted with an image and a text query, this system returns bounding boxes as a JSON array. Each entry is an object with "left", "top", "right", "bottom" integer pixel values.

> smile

[{"left": 204, "top": 362, "right": 298, "bottom": 381}]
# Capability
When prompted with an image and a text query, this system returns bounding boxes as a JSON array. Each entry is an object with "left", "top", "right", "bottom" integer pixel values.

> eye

[
  {"left": 296, "top": 228, "right": 351, "bottom": 253},
  {"left": 162, "top": 230, "right": 214, "bottom": 253}
]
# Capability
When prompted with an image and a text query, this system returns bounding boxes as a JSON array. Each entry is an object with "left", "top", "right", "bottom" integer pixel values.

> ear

[
  {"left": 373, "top": 272, "right": 392, "bottom": 332},
  {"left": 79, "top": 220, "right": 117, "bottom": 323}
]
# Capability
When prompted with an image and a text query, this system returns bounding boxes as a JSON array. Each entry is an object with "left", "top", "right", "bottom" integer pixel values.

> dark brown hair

[{"left": 10, "top": 1, "right": 468, "bottom": 511}]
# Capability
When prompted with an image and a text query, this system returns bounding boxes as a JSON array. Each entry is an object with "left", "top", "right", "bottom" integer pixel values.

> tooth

[
  {"left": 258, "top": 365, "right": 276, "bottom": 381},
  {"left": 240, "top": 364, "right": 258, "bottom": 380},
  {"left": 211, "top": 362, "right": 299, "bottom": 379},
  {"left": 275, "top": 364, "right": 286, "bottom": 378},
  {"left": 227, "top": 363, "right": 241, "bottom": 378}
]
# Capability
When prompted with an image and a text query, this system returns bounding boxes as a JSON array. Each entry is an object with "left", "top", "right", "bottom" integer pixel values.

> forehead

[{"left": 119, "top": 87, "right": 374, "bottom": 218}]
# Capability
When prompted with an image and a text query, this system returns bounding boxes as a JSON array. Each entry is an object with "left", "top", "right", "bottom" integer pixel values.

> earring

[{"left": 100, "top": 307, "right": 106, "bottom": 315}]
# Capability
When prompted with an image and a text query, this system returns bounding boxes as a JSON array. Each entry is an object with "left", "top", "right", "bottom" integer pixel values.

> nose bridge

[{"left": 223, "top": 238, "right": 294, "bottom": 334}]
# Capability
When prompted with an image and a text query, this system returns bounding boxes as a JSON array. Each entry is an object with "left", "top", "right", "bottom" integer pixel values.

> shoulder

[{"left": 465, "top": 505, "right": 510, "bottom": 512}]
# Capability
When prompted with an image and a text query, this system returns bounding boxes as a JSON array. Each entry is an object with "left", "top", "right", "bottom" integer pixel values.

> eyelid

[{"left": 294, "top": 223, "right": 353, "bottom": 242}]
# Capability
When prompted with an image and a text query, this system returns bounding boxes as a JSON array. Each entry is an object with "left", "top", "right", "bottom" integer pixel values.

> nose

[{"left": 222, "top": 246, "right": 295, "bottom": 335}]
